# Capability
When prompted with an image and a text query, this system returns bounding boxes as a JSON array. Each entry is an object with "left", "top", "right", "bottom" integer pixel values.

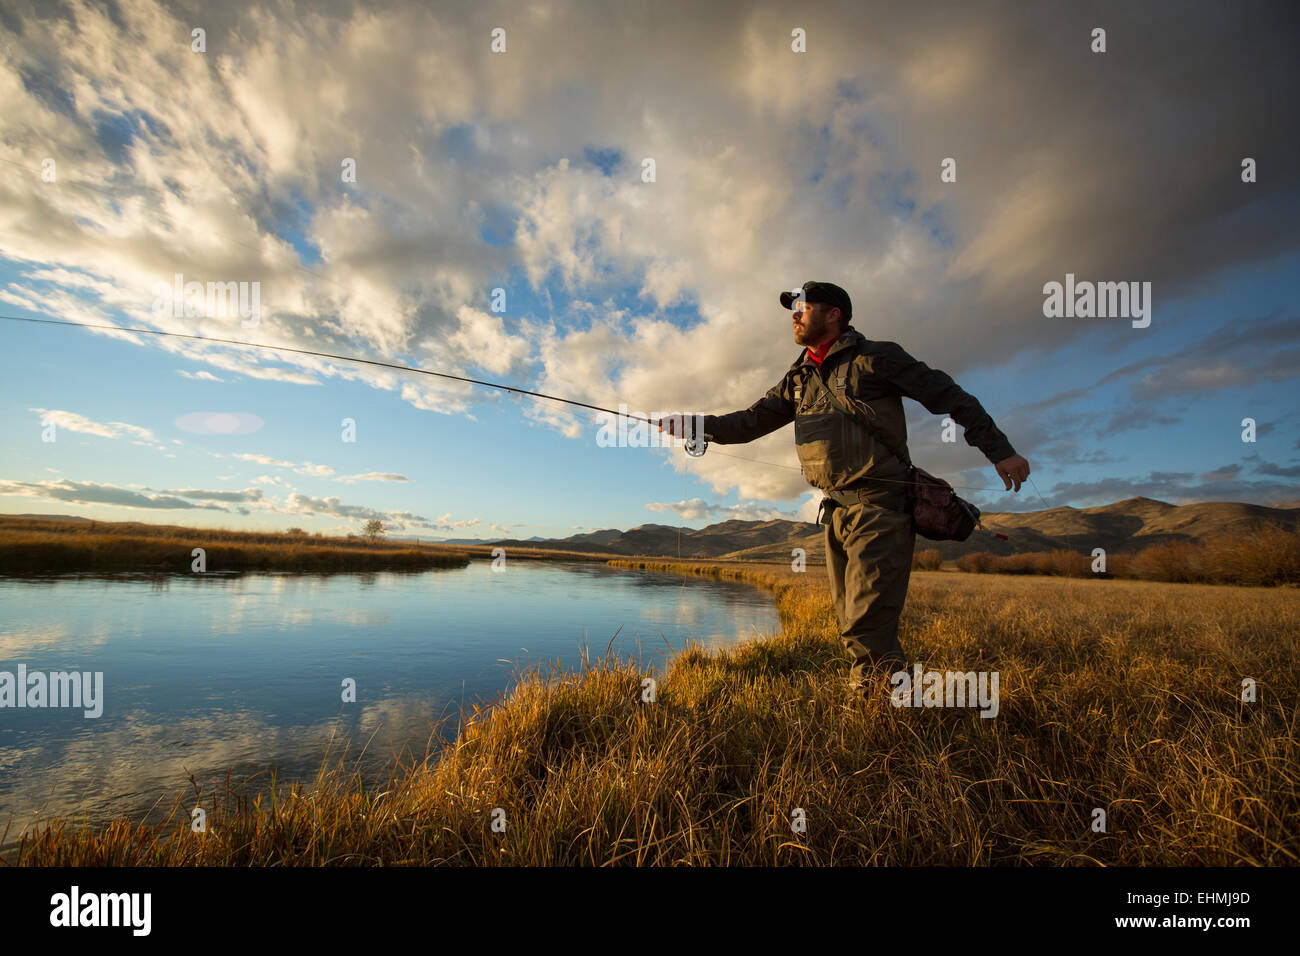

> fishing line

[
  {"left": 0, "top": 313, "right": 667, "bottom": 425},
  {"left": 2, "top": 312, "right": 1040, "bottom": 499},
  {"left": 681, "top": 455, "right": 691, "bottom": 564},
  {"left": 1026, "top": 474, "right": 1053, "bottom": 511}
]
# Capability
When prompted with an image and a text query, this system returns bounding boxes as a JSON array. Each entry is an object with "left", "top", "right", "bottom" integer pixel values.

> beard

[{"left": 793, "top": 312, "right": 830, "bottom": 345}]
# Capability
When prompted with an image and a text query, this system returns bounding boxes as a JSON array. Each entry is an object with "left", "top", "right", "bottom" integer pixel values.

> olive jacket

[{"left": 702, "top": 327, "right": 1017, "bottom": 508}]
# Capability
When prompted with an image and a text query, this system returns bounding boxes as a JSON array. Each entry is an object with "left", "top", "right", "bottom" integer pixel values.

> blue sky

[{"left": 0, "top": 0, "right": 1296, "bottom": 539}]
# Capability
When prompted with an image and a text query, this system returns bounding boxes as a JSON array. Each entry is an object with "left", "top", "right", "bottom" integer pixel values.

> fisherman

[{"left": 660, "top": 281, "right": 1030, "bottom": 699}]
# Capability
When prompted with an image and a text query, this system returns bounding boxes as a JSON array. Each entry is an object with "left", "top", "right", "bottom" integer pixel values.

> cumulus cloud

[
  {"left": 159, "top": 487, "right": 265, "bottom": 504},
  {"left": 2, "top": 0, "right": 1295, "bottom": 514},
  {"left": 1251, "top": 460, "right": 1300, "bottom": 479},
  {"left": 0, "top": 478, "right": 225, "bottom": 510},
  {"left": 435, "top": 512, "right": 481, "bottom": 530},
  {"left": 230, "top": 455, "right": 406, "bottom": 485},
  {"left": 234, "top": 452, "right": 335, "bottom": 477},
  {"left": 29, "top": 407, "right": 165, "bottom": 449},
  {"left": 0, "top": 476, "right": 467, "bottom": 534},
  {"left": 284, "top": 493, "right": 479, "bottom": 532}
]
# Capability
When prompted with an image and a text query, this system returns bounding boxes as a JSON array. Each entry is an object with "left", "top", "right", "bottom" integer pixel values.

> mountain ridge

[{"left": 475, "top": 497, "right": 1300, "bottom": 561}]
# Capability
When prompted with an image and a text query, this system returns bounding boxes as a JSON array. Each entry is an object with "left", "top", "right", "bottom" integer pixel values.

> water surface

[{"left": 0, "top": 560, "right": 779, "bottom": 842}]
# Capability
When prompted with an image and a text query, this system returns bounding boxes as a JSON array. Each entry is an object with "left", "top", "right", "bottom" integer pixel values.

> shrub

[
  {"left": 1128, "top": 540, "right": 1206, "bottom": 583},
  {"left": 1128, "top": 524, "right": 1300, "bottom": 586},
  {"left": 913, "top": 549, "right": 943, "bottom": 571},
  {"left": 1199, "top": 524, "right": 1300, "bottom": 586},
  {"left": 956, "top": 551, "right": 995, "bottom": 573}
]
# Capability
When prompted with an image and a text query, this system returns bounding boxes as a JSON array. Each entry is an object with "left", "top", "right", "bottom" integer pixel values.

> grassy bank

[
  {"left": 0, "top": 515, "right": 475, "bottom": 573},
  {"left": 8, "top": 558, "right": 1298, "bottom": 865},
  {"left": 0, "top": 516, "right": 626, "bottom": 573}
]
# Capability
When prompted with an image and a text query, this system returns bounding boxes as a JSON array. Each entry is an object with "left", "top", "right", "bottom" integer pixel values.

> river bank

[{"left": 7, "top": 559, "right": 1297, "bottom": 865}]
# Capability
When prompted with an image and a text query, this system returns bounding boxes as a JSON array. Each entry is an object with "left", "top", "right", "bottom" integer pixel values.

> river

[{"left": 0, "top": 559, "right": 779, "bottom": 843}]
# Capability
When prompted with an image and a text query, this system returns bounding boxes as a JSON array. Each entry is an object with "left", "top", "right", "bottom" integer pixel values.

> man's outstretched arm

[
  {"left": 660, "top": 377, "right": 796, "bottom": 445},
  {"left": 871, "top": 342, "right": 1030, "bottom": 491}
]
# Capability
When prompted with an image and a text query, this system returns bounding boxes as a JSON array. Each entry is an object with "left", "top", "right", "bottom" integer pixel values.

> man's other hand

[{"left": 994, "top": 454, "right": 1030, "bottom": 492}]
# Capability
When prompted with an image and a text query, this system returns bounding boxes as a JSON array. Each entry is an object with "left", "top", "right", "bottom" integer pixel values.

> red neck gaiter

[{"left": 806, "top": 332, "right": 845, "bottom": 366}]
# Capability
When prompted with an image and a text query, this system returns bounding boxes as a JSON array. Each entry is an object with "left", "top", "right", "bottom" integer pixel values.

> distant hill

[
  {"left": 481, "top": 497, "right": 1300, "bottom": 563},
  {"left": 9, "top": 498, "right": 1294, "bottom": 563}
]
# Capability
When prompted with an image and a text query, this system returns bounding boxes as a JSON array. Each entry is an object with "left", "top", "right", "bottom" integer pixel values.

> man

[{"left": 660, "top": 281, "right": 1030, "bottom": 698}]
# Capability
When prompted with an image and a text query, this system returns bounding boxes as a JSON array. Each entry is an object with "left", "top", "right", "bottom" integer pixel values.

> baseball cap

[{"left": 779, "top": 281, "right": 852, "bottom": 320}]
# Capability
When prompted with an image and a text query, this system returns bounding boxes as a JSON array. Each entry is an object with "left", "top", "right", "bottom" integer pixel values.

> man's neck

[{"left": 805, "top": 328, "right": 846, "bottom": 364}]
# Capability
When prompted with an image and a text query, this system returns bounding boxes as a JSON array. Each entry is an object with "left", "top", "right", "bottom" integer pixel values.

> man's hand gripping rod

[{"left": 655, "top": 414, "right": 712, "bottom": 458}]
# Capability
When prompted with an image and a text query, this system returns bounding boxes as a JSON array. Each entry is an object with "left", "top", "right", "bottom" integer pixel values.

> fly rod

[
  {"left": 0, "top": 313, "right": 713, "bottom": 455},
  {"left": 2, "top": 311, "right": 1043, "bottom": 501}
]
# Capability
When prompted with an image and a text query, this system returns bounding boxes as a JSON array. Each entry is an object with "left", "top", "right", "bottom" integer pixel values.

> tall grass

[
  {"left": 0, "top": 516, "right": 621, "bottom": 573},
  {"left": 8, "top": 562, "right": 1297, "bottom": 866},
  {"left": 0, "top": 516, "right": 473, "bottom": 572},
  {"left": 956, "top": 549, "right": 1093, "bottom": 577},
  {"left": 952, "top": 525, "right": 1297, "bottom": 585},
  {"left": 1129, "top": 525, "right": 1299, "bottom": 586}
]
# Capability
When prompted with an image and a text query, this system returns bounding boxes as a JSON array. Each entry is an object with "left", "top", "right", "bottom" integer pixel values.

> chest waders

[{"left": 795, "top": 352, "right": 915, "bottom": 689}]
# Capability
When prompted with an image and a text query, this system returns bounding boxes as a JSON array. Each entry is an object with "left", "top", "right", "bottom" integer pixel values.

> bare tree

[{"left": 363, "top": 519, "right": 385, "bottom": 542}]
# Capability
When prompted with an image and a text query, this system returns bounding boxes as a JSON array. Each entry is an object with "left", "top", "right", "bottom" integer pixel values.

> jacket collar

[{"left": 792, "top": 326, "right": 864, "bottom": 371}]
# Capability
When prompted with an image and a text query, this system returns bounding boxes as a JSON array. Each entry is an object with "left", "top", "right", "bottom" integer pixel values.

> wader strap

[
  {"left": 821, "top": 477, "right": 913, "bottom": 517},
  {"left": 822, "top": 348, "right": 914, "bottom": 470},
  {"left": 826, "top": 486, "right": 880, "bottom": 509}
]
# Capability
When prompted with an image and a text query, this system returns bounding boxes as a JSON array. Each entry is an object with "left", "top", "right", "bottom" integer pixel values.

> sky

[{"left": 0, "top": 0, "right": 1297, "bottom": 540}]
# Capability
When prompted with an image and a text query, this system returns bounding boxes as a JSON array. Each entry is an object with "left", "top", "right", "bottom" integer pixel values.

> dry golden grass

[
  {"left": 957, "top": 549, "right": 1092, "bottom": 576},
  {"left": 0, "top": 516, "right": 520, "bottom": 573},
  {"left": 1129, "top": 525, "right": 1300, "bottom": 586},
  {"left": 0, "top": 515, "right": 624, "bottom": 573},
  {"left": 7, "top": 560, "right": 1297, "bottom": 866},
  {"left": 953, "top": 525, "right": 1298, "bottom": 585}
]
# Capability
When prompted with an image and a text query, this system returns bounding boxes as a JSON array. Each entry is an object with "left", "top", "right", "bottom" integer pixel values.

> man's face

[{"left": 791, "top": 300, "right": 837, "bottom": 345}]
